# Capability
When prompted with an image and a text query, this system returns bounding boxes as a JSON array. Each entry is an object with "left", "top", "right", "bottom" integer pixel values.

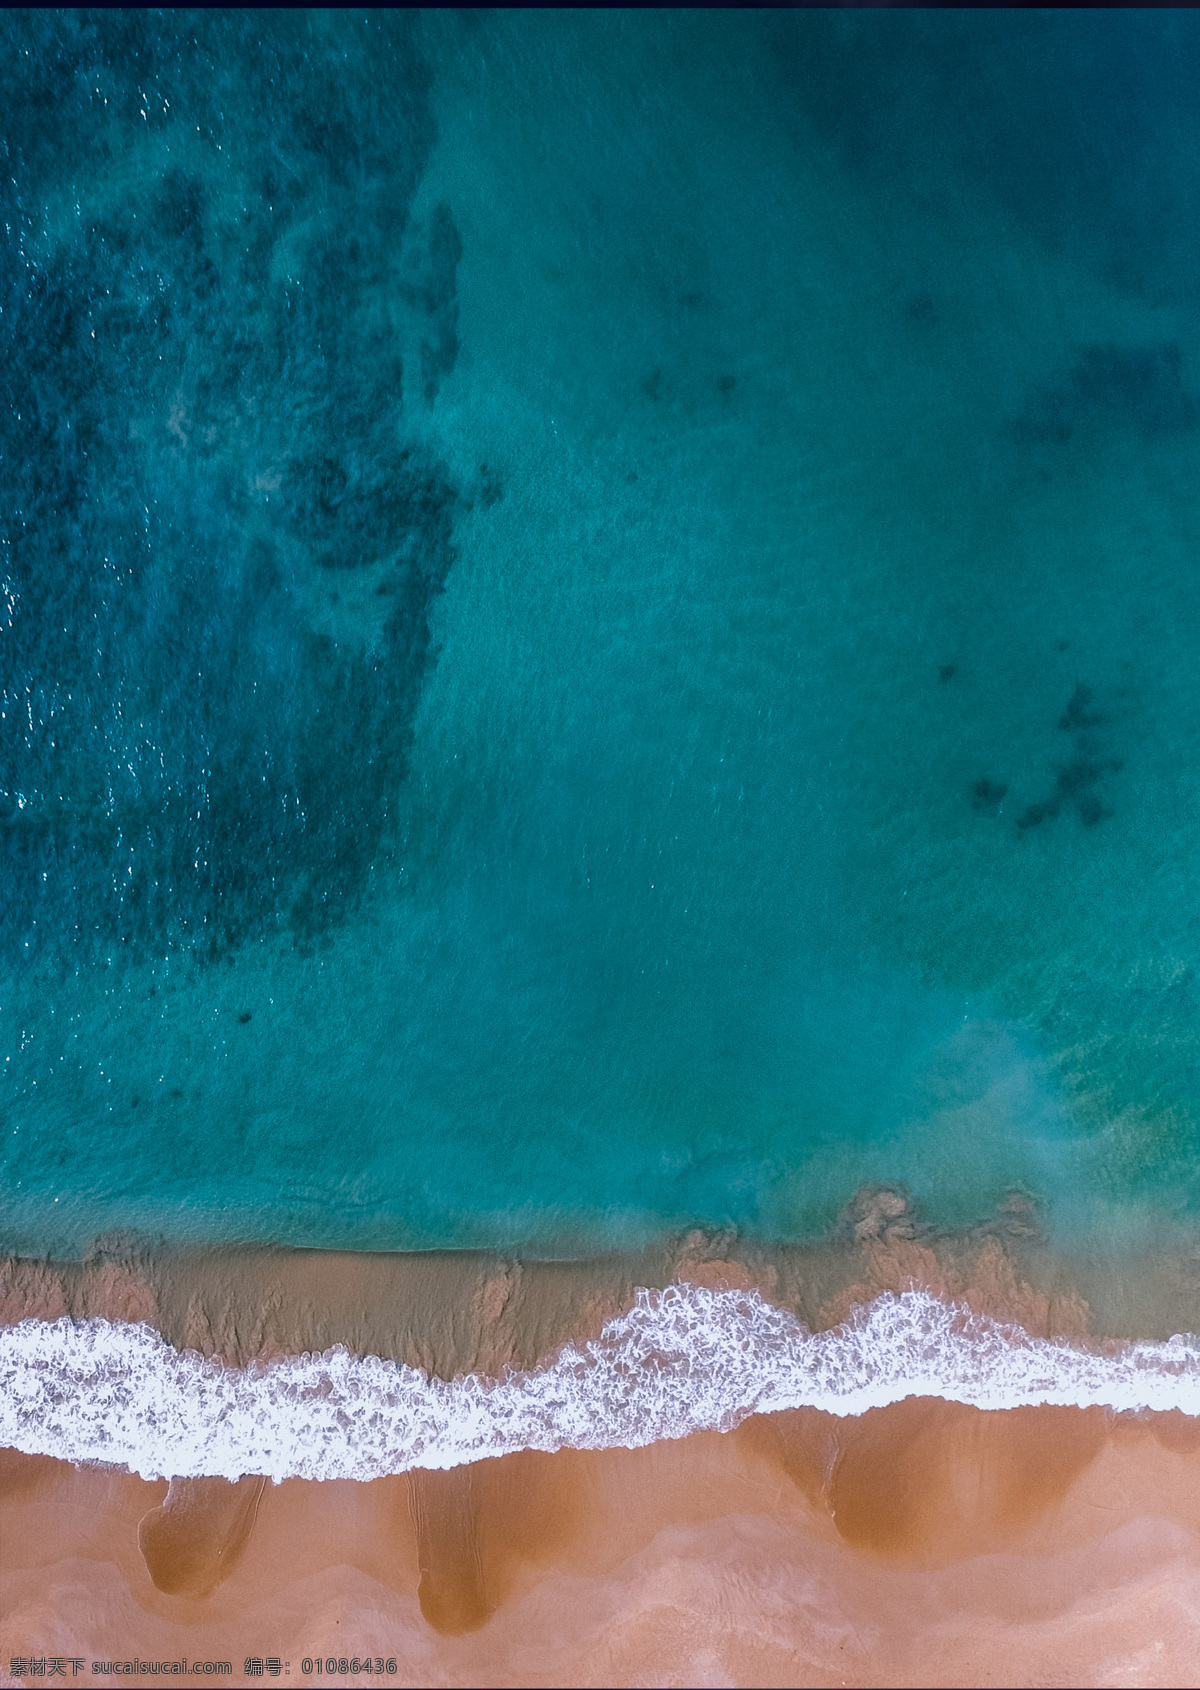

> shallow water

[
  {"left": 3, "top": 11, "right": 1200, "bottom": 1267},
  {"left": 6, "top": 22, "right": 1200, "bottom": 1685}
]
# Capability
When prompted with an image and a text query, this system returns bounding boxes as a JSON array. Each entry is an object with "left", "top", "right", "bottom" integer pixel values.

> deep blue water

[{"left": 3, "top": 11, "right": 1200, "bottom": 1259}]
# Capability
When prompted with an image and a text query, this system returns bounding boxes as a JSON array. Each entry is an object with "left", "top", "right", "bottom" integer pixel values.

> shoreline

[
  {"left": 3, "top": 1188, "right": 1200, "bottom": 1494},
  {"left": 2, "top": 1185, "right": 1199, "bottom": 1377},
  {"left": 5, "top": 1191, "right": 1200, "bottom": 1684},
  {"left": 4, "top": 1401, "right": 1200, "bottom": 1687}
]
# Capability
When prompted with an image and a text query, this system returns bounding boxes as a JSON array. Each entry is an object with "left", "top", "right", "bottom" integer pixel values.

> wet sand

[
  {"left": 4, "top": 1186, "right": 1194, "bottom": 1378},
  {"left": 4, "top": 1198, "right": 1200, "bottom": 1686},
  {"left": 3, "top": 1406, "right": 1200, "bottom": 1688}
]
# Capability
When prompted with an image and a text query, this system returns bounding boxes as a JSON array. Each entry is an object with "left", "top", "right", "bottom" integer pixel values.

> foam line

[{"left": 2, "top": 1287, "right": 1199, "bottom": 1482}]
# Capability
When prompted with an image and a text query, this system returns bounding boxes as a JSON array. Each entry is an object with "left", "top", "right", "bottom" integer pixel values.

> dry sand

[{"left": 4, "top": 1193, "right": 1200, "bottom": 1687}]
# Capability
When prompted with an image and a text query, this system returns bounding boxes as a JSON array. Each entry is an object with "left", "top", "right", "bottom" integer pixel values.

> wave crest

[{"left": 2, "top": 1286, "right": 1198, "bottom": 1481}]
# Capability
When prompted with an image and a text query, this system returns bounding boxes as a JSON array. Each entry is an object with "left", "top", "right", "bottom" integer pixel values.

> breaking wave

[{"left": 3, "top": 1286, "right": 1199, "bottom": 1482}]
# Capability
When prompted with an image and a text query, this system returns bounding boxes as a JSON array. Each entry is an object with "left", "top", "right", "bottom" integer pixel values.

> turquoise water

[{"left": 3, "top": 11, "right": 1200, "bottom": 1258}]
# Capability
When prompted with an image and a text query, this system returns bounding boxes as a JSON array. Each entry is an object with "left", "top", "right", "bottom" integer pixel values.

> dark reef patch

[
  {"left": 397, "top": 199, "right": 464, "bottom": 408},
  {"left": 0, "top": 12, "right": 463, "bottom": 970},
  {"left": 970, "top": 778, "right": 1006, "bottom": 814},
  {"left": 772, "top": 11, "right": 1200, "bottom": 304},
  {"left": 1015, "top": 684, "right": 1122, "bottom": 834},
  {"left": 1011, "top": 344, "right": 1198, "bottom": 446},
  {"left": 1057, "top": 683, "right": 1105, "bottom": 734},
  {"left": 1015, "top": 761, "right": 1116, "bottom": 834},
  {"left": 973, "top": 684, "right": 1122, "bottom": 836},
  {"left": 903, "top": 292, "right": 937, "bottom": 327},
  {"left": 421, "top": 206, "right": 464, "bottom": 405}
]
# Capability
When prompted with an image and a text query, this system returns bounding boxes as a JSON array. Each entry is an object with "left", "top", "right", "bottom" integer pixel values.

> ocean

[
  {"left": 5, "top": 9, "right": 1200, "bottom": 1262},
  {"left": 3, "top": 14, "right": 1200, "bottom": 1681}
]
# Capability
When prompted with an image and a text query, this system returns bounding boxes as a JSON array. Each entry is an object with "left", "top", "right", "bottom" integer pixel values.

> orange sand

[
  {"left": 3, "top": 1406, "right": 1200, "bottom": 1688},
  {"left": 3, "top": 1187, "right": 1185, "bottom": 1379},
  {"left": 4, "top": 1196, "right": 1200, "bottom": 1687}
]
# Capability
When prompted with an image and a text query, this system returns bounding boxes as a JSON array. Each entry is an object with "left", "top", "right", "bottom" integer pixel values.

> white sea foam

[{"left": 2, "top": 1286, "right": 1199, "bottom": 1482}]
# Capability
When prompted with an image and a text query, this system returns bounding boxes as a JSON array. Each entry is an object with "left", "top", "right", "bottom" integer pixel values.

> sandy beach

[
  {"left": 3, "top": 1206, "right": 1200, "bottom": 1686},
  {"left": 3, "top": 1404, "right": 1200, "bottom": 1687}
]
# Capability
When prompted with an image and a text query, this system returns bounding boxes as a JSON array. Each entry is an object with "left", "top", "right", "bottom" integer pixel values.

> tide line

[{"left": 2, "top": 1286, "right": 1198, "bottom": 1482}]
